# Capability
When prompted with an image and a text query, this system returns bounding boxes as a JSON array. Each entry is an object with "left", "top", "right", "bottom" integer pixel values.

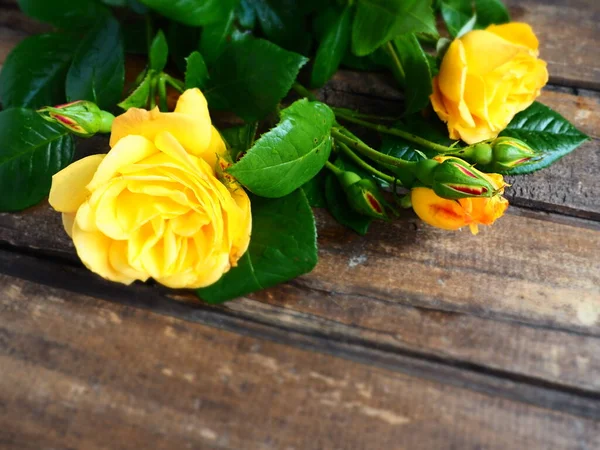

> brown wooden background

[{"left": 1, "top": 0, "right": 599, "bottom": 448}]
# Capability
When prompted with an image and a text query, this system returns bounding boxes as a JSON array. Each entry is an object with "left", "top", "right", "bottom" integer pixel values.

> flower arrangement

[{"left": 0, "top": 0, "right": 588, "bottom": 302}]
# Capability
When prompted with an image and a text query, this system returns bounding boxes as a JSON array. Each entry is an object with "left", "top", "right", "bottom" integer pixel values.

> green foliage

[
  {"left": 197, "top": 189, "right": 318, "bottom": 303},
  {"left": 199, "top": 11, "right": 236, "bottom": 66},
  {"left": 166, "top": 22, "right": 201, "bottom": 72},
  {"left": 238, "top": 0, "right": 313, "bottom": 54},
  {"left": 301, "top": 171, "right": 327, "bottom": 208},
  {"left": 440, "top": 0, "right": 510, "bottom": 37},
  {"left": 221, "top": 123, "right": 258, "bottom": 161},
  {"left": 17, "top": 0, "right": 110, "bottom": 29},
  {"left": 228, "top": 99, "right": 335, "bottom": 198},
  {"left": 149, "top": 30, "right": 169, "bottom": 72},
  {"left": 474, "top": 0, "right": 510, "bottom": 27},
  {"left": 0, "top": 33, "right": 75, "bottom": 109},
  {"left": 324, "top": 159, "right": 373, "bottom": 235},
  {"left": 0, "top": 109, "right": 74, "bottom": 211},
  {"left": 184, "top": 51, "right": 209, "bottom": 90},
  {"left": 352, "top": 0, "right": 437, "bottom": 56},
  {"left": 311, "top": 6, "right": 352, "bottom": 88},
  {"left": 66, "top": 17, "right": 125, "bottom": 110},
  {"left": 118, "top": 71, "right": 152, "bottom": 110},
  {"left": 488, "top": 102, "right": 590, "bottom": 175},
  {"left": 205, "top": 37, "right": 308, "bottom": 121},
  {"left": 390, "top": 34, "right": 432, "bottom": 115},
  {"left": 137, "top": 0, "right": 238, "bottom": 26}
]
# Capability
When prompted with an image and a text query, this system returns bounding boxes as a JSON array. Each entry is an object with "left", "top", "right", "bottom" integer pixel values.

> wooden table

[{"left": 1, "top": 1, "right": 599, "bottom": 448}]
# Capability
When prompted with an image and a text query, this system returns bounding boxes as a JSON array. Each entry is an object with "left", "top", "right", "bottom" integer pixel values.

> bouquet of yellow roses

[{"left": 0, "top": 0, "right": 588, "bottom": 302}]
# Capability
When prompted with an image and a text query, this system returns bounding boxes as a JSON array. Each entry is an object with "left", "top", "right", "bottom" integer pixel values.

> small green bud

[
  {"left": 432, "top": 157, "right": 496, "bottom": 199},
  {"left": 37, "top": 101, "right": 115, "bottom": 137},
  {"left": 471, "top": 143, "right": 493, "bottom": 165},
  {"left": 414, "top": 159, "right": 440, "bottom": 186},
  {"left": 345, "top": 178, "right": 389, "bottom": 219},
  {"left": 490, "top": 137, "right": 536, "bottom": 171},
  {"left": 335, "top": 170, "right": 390, "bottom": 220}
]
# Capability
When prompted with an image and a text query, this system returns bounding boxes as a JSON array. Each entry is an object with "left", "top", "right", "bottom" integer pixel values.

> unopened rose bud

[
  {"left": 37, "top": 101, "right": 114, "bottom": 137},
  {"left": 490, "top": 137, "right": 536, "bottom": 171},
  {"left": 432, "top": 157, "right": 497, "bottom": 199},
  {"left": 337, "top": 171, "right": 389, "bottom": 220}
]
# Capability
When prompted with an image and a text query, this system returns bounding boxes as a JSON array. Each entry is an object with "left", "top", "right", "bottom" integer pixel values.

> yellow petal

[
  {"left": 49, "top": 154, "right": 105, "bottom": 213},
  {"left": 460, "top": 29, "right": 521, "bottom": 75},
  {"left": 72, "top": 222, "right": 135, "bottom": 285},
  {"left": 201, "top": 126, "right": 229, "bottom": 170},
  {"left": 438, "top": 39, "right": 475, "bottom": 128},
  {"left": 61, "top": 213, "right": 76, "bottom": 238},
  {"left": 486, "top": 23, "right": 539, "bottom": 52},
  {"left": 110, "top": 89, "right": 212, "bottom": 156},
  {"left": 411, "top": 188, "right": 468, "bottom": 231},
  {"left": 88, "top": 135, "right": 156, "bottom": 191}
]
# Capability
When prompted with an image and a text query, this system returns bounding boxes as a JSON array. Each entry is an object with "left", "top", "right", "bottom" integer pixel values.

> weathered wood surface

[
  {"left": 1, "top": 0, "right": 600, "bottom": 448},
  {"left": 1, "top": 266, "right": 600, "bottom": 450}
]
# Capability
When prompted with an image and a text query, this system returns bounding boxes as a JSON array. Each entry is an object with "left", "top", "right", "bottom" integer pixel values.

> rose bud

[
  {"left": 337, "top": 171, "right": 390, "bottom": 220},
  {"left": 432, "top": 157, "right": 498, "bottom": 199},
  {"left": 490, "top": 137, "right": 536, "bottom": 171},
  {"left": 37, "top": 101, "right": 115, "bottom": 137}
]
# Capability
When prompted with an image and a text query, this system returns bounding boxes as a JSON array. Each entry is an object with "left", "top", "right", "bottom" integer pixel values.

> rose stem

[{"left": 335, "top": 141, "right": 397, "bottom": 184}]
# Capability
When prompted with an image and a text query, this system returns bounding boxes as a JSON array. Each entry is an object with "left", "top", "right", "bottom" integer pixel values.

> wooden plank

[
  {"left": 1, "top": 202, "right": 600, "bottom": 396},
  {"left": 324, "top": 73, "right": 600, "bottom": 220},
  {"left": 506, "top": 0, "right": 600, "bottom": 89},
  {"left": 1, "top": 269, "right": 599, "bottom": 450}
]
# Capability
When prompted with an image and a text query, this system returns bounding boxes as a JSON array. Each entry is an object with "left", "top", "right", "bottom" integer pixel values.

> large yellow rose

[
  {"left": 431, "top": 23, "right": 548, "bottom": 144},
  {"left": 49, "top": 89, "right": 251, "bottom": 289},
  {"left": 411, "top": 173, "right": 508, "bottom": 235}
]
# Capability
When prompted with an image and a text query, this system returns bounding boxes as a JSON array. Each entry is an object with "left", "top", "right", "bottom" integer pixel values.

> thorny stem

[
  {"left": 335, "top": 111, "right": 453, "bottom": 154},
  {"left": 336, "top": 141, "right": 397, "bottom": 184},
  {"left": 331, "top": 128, "right": 416, "bottom": 170},
  {"left": 324, "top": 161, "right": 344, "bottom": 176}
]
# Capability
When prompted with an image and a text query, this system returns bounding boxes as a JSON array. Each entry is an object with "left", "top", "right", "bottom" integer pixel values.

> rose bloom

[
  {"left": 431, "top": 22, "right": 548, "bottom": 144},
  {"left": 411, "top": 173, "right": 508, "bottom": 235},
  {"left": 49, "top": 89, "right": 251, "bottom": 289}
]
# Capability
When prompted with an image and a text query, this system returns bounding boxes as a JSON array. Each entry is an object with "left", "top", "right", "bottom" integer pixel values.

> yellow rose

[
  {"left": 431, "top": 23, "right": 548, "bottom": 144},
  {"left": 49, "top": 89, "right": 252, "bottom": 289},
  {"left": 411, "top": 173, "right": 508, "bottom": 234}
]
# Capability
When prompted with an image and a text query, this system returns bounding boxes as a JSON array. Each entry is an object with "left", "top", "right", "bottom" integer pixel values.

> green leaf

[
  {"left": 485, "top": 102, "right": 589, "bottom": 175},
  {"left": 0, "top": 33, "right": 75, "bottom": 109},
  {"left": 17, "top": 0, "right": 110, "bottom": 29},
  {"left": 199, "top": 10, "right": 236, "bottom": 66},
  {"left": 0, "top": 109, "right": 74, "bottom": 212},
  {"left": 228, "top": 99, "right": 334, "bottom": 198},
  {"left": 324, "top": 161, "right": 372, "bottom": 235},
  {"left": 137, "top": 0, "right": 238, "bottom": 26},
  {"left": 239, "top": 0, "right": 311, "bottom": 54},
  {"left": 441, "top": 0, "right": 508, "bottom": 36},
  {"left": 352, "top": 0, "right": 437, "bottom": 56},
  {"left": 149, "top": 30, "right": 168, "bottom": 72},
  {"left": 311, "top": 6, "right": 352, "bottom": 88},
  {"left": 301, "top": 171, "right": 327, "bottom": 208},
  {"left": 221, "top": 123, "right": 258, "bottom": 161},
  {"left": 474, "top": 0, "right": 510, "bottom": 27},
  {"left": 197, "top": 189, "right": 318, "bottom": 303},
  {"left": 166, "top": 22, "right": 201, "bottom": 72},
  {"left": 205, "top": 38, "right": 308, "bottom": 121},
  {"left": 391, "top": 34, "right": 432, "bottom": 115},
  {"left": 66, "top": 17, "right": 125, "bottom": 110},
  {"left": 184, "top": 51, "right": 209, "bottom": 90},
  {"left": 118, "top": 70, "right": 152, "bottom": 110}
]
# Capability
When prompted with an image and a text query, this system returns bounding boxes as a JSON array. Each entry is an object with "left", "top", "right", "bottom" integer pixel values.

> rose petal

[{"left": 49, "top": 154, "right": 105, "bottom": 213}]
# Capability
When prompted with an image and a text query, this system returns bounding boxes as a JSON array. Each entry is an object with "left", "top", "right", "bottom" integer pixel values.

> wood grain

[
  {"left": 1, "top": 270, "right": 599, "bottom": 450},
  {"left": 1, "top": 201, "right": 599, "bottom": 397}
]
